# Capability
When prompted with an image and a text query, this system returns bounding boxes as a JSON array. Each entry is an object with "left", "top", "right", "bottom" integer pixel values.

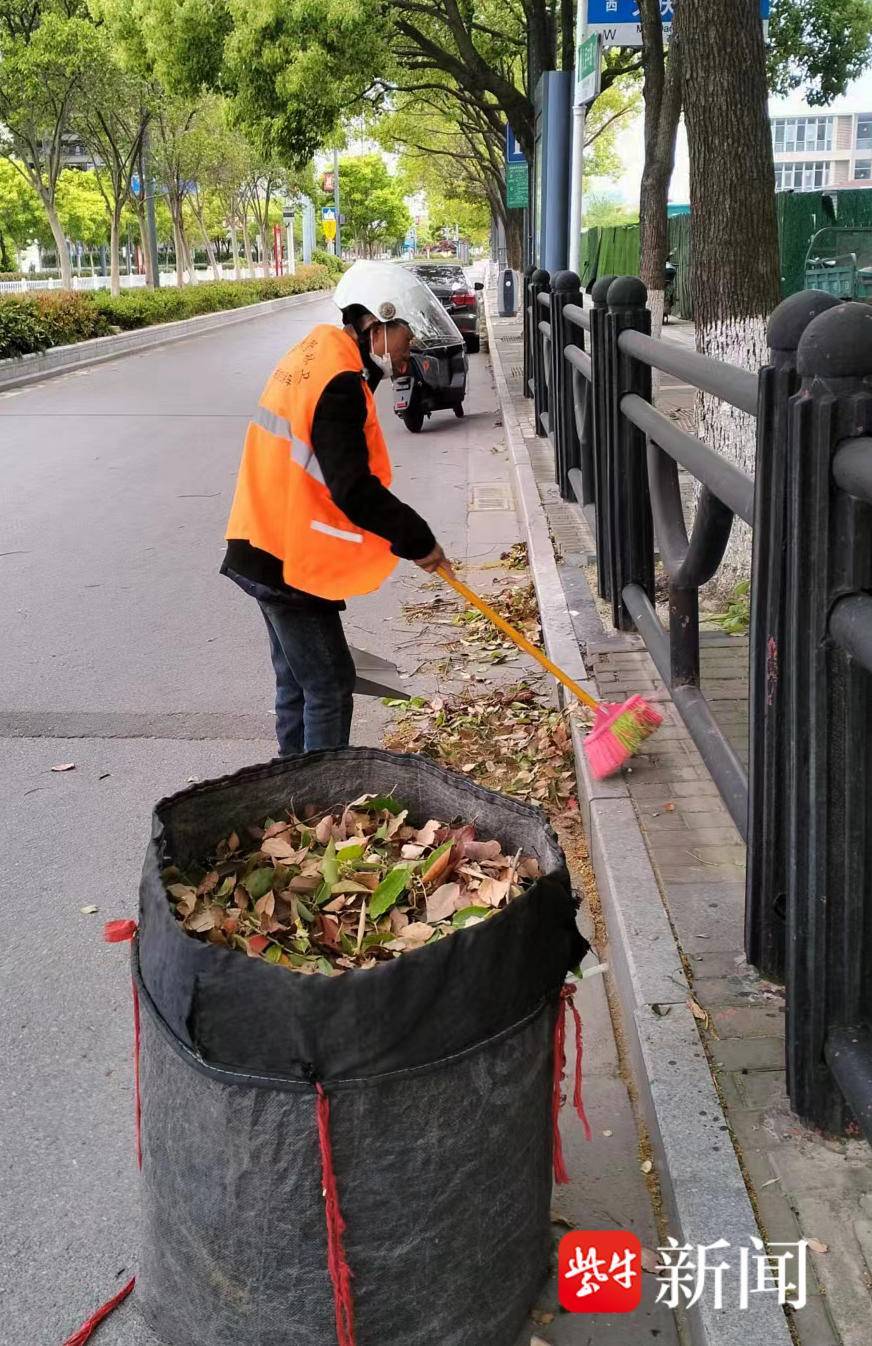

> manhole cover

[{"left": 468, "top": 482, "right": 514, "bottom": 511}]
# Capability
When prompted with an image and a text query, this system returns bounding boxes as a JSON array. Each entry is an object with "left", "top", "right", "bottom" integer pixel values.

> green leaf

[
  {"left": 362, "top": 794, "right": 406, "bottom": 816},
  {"left": 369, "top": 865, "right": 412, "bottom": 920},
  {"left": 452, "top": 905, "right": 492, "bottom": 927},
  {"left": 317, "top": 957, "right": 334, "bottom": 975},
  {"left": 243, "top": 867, "right": 275, "bottom": 900},
  {"left": 295, "top": 899, "right": 315, "bottom": 923},
  {"left": 335, "top": 841, "right": 366, "bottom": 863},
  {"left": 314, "top": 880, "right": 333, "bottom": 907},
  {"left": 417, "top": 839, "right": 452, "bottom": 872},
  {"left": 322, "top": 838, "right": 339, "bottom": 886},
  {"left": 215, "top": 875, "right": 236, "bottom": 900},
  {"left": 264, "top": 943, "right": 283, "bottom": 964}
]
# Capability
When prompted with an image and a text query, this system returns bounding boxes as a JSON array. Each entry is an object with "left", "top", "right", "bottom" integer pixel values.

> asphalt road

[{"left": 0, "top": 293, "right": 676, "bottom": 1346}]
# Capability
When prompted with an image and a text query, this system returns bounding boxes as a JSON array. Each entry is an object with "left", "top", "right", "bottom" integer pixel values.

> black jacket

[{"left": 222, "top": 362, "right": 436, "bottom": 608}]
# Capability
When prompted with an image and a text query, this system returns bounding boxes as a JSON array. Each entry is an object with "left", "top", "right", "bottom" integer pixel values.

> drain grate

[{"left": 468, "top": 482, "right": 514, "bottom": 511}]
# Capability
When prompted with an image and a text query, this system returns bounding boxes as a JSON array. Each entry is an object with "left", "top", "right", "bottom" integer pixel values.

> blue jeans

[{"left": 259, "top": 600, "right": 356, "bottom": 755}]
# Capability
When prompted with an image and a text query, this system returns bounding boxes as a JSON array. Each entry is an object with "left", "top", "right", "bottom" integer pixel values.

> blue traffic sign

[
  {"left": 505, "top": 125, "right": 526, "bottom": 165},
  {"left": 587, "top": 0, "right": 768, "bottom": 45}
]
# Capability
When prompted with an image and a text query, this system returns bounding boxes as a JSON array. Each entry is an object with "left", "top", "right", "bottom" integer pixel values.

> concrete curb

[
  {"left": 485, "top": 297, "right": 793, "bottom": 1346},
  {"left": 0, "top": 289, "right": 329, "bottom": 392}
]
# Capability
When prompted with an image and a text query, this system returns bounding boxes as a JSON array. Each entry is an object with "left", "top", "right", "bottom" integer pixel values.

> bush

[
  {"left": 0, "top": 267, "right": 334, "bottom": 360},
  {"left": 312, "top": 249, "right": 347, "bottom": 277},
  {"left": 0, "top": 293, "right": 110, "bottom": 358}
]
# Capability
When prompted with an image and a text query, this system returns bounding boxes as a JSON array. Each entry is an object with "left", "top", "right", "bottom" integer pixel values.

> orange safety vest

[{"left": 225, "top": 324, "right": 398, "bottom": 601}]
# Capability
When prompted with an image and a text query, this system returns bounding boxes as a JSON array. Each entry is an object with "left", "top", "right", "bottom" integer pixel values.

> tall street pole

[
  {"left": 568, "top": 0, "right": 587, "bottom": 274},
  {"left": 333, "top": 149, "right": 341, "bottom": 259},
  {"left": 142, "top": 123, "right": 160, "bottom": 289}
]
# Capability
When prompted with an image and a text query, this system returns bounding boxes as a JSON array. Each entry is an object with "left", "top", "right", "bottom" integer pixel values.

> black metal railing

[{"left": 525, "top": 268, "right": 872, "bottom": 1143}]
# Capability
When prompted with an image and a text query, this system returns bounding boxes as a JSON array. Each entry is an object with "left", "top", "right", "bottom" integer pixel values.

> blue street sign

[
  {"left": 505, "top": 125, "right": 526, "bottom": 165},
  {"left": 587, "top": 0, "right": 768, "bottom": 46}
]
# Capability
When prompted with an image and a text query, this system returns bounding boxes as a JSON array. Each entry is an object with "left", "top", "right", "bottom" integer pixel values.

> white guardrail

[{"left": 0, "top": 267, "right": 272, "bottom": 295}]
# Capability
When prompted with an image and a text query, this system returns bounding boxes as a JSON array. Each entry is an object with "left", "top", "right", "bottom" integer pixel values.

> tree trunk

[
  {"left": 675, "top": 0, "right": 781, "bottom": 586},
  {"left": 109, "top": 207, "right": 122, "bottom": 298},
  {"left": 42, "top": 196, "right": 72, "bottom": 289},
  {"left": 242, "top": 223, "right": 256, "bottom": 279},
  {"left": 505, "top": 211, "right": 524, "bottom": 270},
  {"left": 638, "top": 1, "right": 682, "bottom": 338},
  {"left": 172, "top": 212, "right": 186, "bottom": 287},
  {"left": 230, "top": 224, "right": 241, "bottom": 280},
  {"left": 135, "top": 202, "right": 155, "bottom": 288},
  {"left": 260, "top": 226, "right": 271, "bottom": 277},
  {"left": 0, "top": 232, "right": 11, "bottom": 272},
  {"left": 195, "top": 213, "right": 221, "bottom": 280}
]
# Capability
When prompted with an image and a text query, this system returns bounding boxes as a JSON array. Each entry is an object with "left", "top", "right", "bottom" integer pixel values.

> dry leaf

[
  {"left": 687, "top": 997, "right": 709, "bottom": 1026},
  {"left": 664, "top": 802, "right": 676, "bottom": 812},
  {"left": 426, "top": 882, "right": 461, "bottom": 923},
  {"left": 421, "top": 847, "right": 454, "bottom": 889},
  {"left": 51, "top": 762, "right": 76, "bottom": 772},
  {"left": 186, "top": 908, "right": 217, "bottom": 933},
  {"left": 315, "top": 816, "right": 334, "bottom": 845},
  {"left": 807, "top": 1238, "right": 828, "bottom": 1254},
  {"left": 531, "top": 1310, "right": 554, "bottom": 1326},
  {"left": 227, "top": 832, "right": 240, "bottom": 852},
  {"left": 403, "top": 922, "right": 434, "bottom": 944},
  {"left": 478, "top": 876, "right": 510, "bottom": 907},
  {"left": 197, "top": 871, "right": 220, "bottom": 896},
  {"left": 530, "top": 1338, "right": 550, "bottom": 1346},
  {"left": 401, "top": 843, "right": 426, "bottom": 860},
  {"left": 80, "top": 905, "right": 99, "bottom": 915},
  {"left": 414, "top": 819, "right": 442, "bottom": 847},
  {"left": 641, "top": 1159, "right": 653, "bottom": 1174},
  {"left": 389, "top": 908, "right": 410, "bottom": 934},
  {"left": 262, "top": 837, "right": 296, "bottom": 862}
]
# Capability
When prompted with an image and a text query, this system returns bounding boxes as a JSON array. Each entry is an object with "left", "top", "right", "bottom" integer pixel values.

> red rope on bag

[
  {"left": 61, "top": 1277, "right": 136, "bottom": 1346},
  {"left": 60, "top": 921, "right": 141, "bottom": 1345},
  {"left": 566, "top": 991, "right": 593, "bottom": 1142},
  {"left": 315, "top": 1084, "right": 357, "bottom": 1346},
  {"left": 550, "top": 983, "right": 592, "bottom": 1185}
]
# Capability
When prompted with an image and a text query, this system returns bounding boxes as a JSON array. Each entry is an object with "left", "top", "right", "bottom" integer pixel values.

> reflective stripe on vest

[{"left": 251, "top": 406, "right": 326, "bottom": 487}]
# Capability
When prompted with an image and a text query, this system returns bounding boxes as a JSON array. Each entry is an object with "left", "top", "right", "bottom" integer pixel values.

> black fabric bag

[{"left": 135, "top": 748, "right": 588, "bottom": 1346}]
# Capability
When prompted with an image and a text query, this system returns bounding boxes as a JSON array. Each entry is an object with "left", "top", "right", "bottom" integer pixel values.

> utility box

[
  {"left": 533, "top": 73, "right": 572, "bottom": 273},
  {"left": 499, "top": 268, "right": 517, "bottom": 317}
]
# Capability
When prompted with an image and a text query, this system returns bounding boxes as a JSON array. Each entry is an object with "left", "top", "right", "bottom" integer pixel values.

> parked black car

[{"left": 403, "top": 262, "right": 484, "bottom": 353}]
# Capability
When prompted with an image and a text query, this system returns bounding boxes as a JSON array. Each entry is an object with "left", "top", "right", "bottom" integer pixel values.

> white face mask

[{"left": 369, "top": 326, "right": 393, "bottom": 379}]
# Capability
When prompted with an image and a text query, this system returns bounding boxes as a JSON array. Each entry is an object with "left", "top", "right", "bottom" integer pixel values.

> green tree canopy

[
  {"left": 769, "top": 0, "right": 872, "bottom": 105},
  {"left": 0, "top": 161, "right": 44, "bottom": 268},
  {"left": 333, "top": 154, "right": 410, "bottom": 256}
]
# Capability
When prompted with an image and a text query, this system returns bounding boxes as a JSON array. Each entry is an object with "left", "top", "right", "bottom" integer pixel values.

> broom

[{"left": 436, "top": 567, "right": 661, "bottom": 779}]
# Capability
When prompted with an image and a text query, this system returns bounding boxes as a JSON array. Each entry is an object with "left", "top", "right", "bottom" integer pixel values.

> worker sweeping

[{"left": 222, "top": 261, "right": 454, "bottom": 756}]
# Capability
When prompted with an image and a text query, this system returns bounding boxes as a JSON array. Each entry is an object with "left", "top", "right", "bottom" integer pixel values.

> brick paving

[{"left": 491, "top": 304, "right": 872, "bottom": 1346}]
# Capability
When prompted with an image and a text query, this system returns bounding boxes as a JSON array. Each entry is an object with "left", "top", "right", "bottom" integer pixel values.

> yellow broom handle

[{"left": 436, "top": 566, "right": 600, "bottom": 713}]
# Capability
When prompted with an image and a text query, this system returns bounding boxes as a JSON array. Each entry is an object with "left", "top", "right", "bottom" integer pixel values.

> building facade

[{"left": 771, "top": 112, "right": 872, "bottom": 191}]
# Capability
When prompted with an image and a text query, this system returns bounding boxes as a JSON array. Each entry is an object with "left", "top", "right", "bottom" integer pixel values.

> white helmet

[{"left": 334, "top": 259, "right": 463, "bottom": 348}]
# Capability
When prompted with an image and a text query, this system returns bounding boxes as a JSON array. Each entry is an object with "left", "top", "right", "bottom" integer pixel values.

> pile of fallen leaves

[
  {"left": 163, "top": 795, "right": 540, "bottom": 975},
  {"left": 453, "top": 582, "right": 541, "bottom": 664},
  {"left": 385, "top": 684, "right": 577, "bottom": 813}
]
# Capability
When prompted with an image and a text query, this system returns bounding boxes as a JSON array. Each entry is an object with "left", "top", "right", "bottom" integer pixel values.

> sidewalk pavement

[{"left": 484, "top": 282, "right": 872, "bottom": 1346}]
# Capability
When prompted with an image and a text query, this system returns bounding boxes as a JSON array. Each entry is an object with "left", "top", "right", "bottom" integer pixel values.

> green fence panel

[
  {"left": 667, "top": 213, "right": 693, "bottom": 320},
  {"left": 579, "top": 227, "right": 601, "bottom": 288}
]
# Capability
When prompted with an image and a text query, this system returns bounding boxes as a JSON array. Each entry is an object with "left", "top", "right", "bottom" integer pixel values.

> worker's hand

[{"left": 415, "top": 543, "right": 454, "bottom": 579}]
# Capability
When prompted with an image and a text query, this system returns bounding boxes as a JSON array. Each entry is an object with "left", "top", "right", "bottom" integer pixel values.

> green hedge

[{"left": 0, "top": 266, "right": 334, "bottom": 361}]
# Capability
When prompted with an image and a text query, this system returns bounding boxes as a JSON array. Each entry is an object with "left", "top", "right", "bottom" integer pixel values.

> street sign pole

[
  {"left": 569, "top": 15, "right": 598, "bottom": 274},
  {"left": 333, "top": 148, "right": 341, "bottom": 259},
  {"left": 283, "top": 207, "right": 297, "bottom": 276}
]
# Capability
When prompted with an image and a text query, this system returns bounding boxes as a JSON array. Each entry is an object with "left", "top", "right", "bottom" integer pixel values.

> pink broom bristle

[{"left": 583, "top": 695, "right": 663, "bottom": 779}]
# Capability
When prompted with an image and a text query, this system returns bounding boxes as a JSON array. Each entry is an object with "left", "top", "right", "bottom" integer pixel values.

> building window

[
  {"left": 857, "top": 117, "right": 872, "bottom": 150},
  {"left": 855, "top": 159, "right": 872, "bottom": 181},
  {"left": 772, "top": 116, "right": 833, "bottom": 154},
  {"left": 774, "top": 160, "right": 832, "bottom": 191}
]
